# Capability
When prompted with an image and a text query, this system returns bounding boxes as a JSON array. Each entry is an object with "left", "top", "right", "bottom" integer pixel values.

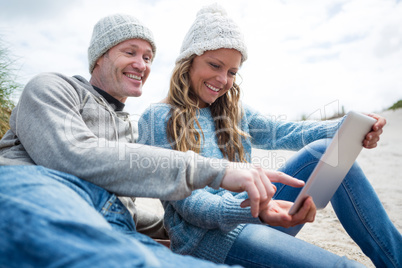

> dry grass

[{"left": 0, "top": 106, "right": 11, "bottom": 139}]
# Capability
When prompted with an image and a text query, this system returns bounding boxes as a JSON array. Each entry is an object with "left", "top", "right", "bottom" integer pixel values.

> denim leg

[
  {"left": 331, "top": 163, "right": 402, "bottom": 268},
  {"left": 0, "top": 165, "right": 237, "bottom": 268},
  {"left": 99, "top": 186, "right": 239, "bottom": 268},
  {"left": 124, "top": 230, "right": 240, "bottom": 268},
  {"left": 225, "top": 224, "right": 365, "bottom": 268},
  {"left": 272, "top": 139, "right": 402, "bottom": 267},
  {"left": 0, "top": 165, "right": 162, "bottom": 268}
]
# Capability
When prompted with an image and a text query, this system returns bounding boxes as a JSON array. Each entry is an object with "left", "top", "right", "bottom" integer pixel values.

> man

[{"left": 0, "top": 14, "right": 305, "bottom": 267}]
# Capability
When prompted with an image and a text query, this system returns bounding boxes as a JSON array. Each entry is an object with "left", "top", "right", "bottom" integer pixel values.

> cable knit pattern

[
  {"left": 138, "top": 103, "right": 342, "bottom": 264},
  {"left": 175, "top": 3, "right": 247, "bottom": 64}
]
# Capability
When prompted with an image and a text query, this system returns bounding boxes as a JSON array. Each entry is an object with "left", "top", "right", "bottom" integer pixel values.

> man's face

[{"left": 92, "top": 39, "right": 153, "bottom": 103}]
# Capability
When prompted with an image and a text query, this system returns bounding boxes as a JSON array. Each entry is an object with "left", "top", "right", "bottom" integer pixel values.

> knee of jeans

[
  {"left": 302, "top": 138, "right": 331, "bottom": 160},
  {"left": 335, "top": 256, "right": 366, "bottom": 268}
]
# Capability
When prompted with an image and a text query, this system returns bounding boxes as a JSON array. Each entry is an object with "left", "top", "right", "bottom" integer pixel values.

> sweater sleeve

[
  {"left": 243, "top": 104, "right": 343, "bottom": 151},
  {"left": 167, "top": 189, "right": 261, "bottom": 232},
  {"left": 12, "top": 73, "right": 225, "bottom": 200}
]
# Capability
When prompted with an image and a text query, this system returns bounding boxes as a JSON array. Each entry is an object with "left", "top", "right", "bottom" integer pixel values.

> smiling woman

[{"left": 137, "top": 4, "right": 402, "bottom": 268}]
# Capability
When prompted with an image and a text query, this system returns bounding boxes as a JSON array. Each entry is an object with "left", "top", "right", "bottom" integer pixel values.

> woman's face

[{"left": 189, "top": 48, "right": 242, "bottom": 108}]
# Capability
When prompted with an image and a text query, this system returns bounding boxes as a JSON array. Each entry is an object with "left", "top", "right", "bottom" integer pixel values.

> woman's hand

[
  {"left": 258, "top": 197, "right": 316, "bottom": 228},
  {"left": 364, "top": 113, "right": 386, "bottom": 149}
]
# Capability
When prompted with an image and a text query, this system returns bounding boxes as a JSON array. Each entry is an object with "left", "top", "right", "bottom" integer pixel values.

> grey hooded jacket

[{"left": 0, "top": 72, "right": 227, "bottom": 226}]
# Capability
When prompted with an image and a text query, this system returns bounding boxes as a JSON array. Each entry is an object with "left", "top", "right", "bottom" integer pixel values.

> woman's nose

[{"left": 216, "top": 71, "right": 228, "bottom": 85}]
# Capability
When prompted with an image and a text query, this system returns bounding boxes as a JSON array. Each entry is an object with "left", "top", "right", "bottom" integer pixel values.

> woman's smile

[{"left": 204, "top": 82, "right": 221, "bottom": 93}]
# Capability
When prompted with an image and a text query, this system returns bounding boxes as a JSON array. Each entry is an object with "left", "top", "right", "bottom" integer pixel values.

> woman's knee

[
  {"left": 302, "top": 138, "right": 331, "bottom": 159},
  {"left": 279, "top": 139, "right": 330, "bottom": 175}
]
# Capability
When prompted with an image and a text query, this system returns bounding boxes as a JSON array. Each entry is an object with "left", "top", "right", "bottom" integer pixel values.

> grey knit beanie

[
  {"left": 176, "top": 3, "right": 247, "bottom": 64},
  {"left": 88, "top": 13, "right": 156, "bottom": 73}
]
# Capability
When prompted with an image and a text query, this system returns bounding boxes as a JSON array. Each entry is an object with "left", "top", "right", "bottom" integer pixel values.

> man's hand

[
  {"left": 364, "top": 113, "right": 386, "bottom": 149},
  {"left": 220, "top": 163, "right": 305, "bottom": 218},
  {"left": 259, "top": 197, "right": 316, "bottom": 228}
]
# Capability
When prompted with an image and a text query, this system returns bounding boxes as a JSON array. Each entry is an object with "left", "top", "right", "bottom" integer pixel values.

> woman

[{"left": 138, "top": 4, "right": 401, "bottom": 268}]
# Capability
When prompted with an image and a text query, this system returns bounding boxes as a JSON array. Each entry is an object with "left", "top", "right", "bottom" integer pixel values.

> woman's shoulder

[
  {"left": 141, "top": 102, "right": 173, "bottom": 121},
  {"left": 138, "top": 103, "right": 173, "bottom": 145},
  {"left": 139, "top": 102, "right": 172, "bottom": 133}
]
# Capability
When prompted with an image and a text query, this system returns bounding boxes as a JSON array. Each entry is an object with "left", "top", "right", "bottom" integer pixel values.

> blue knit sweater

[{"left": 138, "top": 103, "right": 341, "bottom": 264}]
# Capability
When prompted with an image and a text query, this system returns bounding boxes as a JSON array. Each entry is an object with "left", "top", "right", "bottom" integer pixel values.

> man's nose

[{"left": 131, "top": 57, "right": 146, "bottom": 72}]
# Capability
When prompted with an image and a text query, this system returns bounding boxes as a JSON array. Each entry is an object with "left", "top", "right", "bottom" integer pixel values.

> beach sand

[
  {"left": 137, "top": 109, "right": 401, "bottom": 267},
  {"left": 253, "top": 109, "right": 402, "bottom": 267}
]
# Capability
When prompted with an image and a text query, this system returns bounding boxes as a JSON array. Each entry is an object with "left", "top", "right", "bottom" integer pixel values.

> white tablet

[{"left": 288, "top": 111, "right": 377, "bottom": 215}]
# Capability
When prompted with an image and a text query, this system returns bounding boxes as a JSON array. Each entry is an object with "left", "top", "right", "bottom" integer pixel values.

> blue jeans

[
  {"left": 225, "top": 224, "right": 364, "bottom": 268},
  {"left": 0, "top": 165, "right": 236, "bottom": 268},
  {"left": 225, "top": 139, "right": 402, "bottom": 268}
]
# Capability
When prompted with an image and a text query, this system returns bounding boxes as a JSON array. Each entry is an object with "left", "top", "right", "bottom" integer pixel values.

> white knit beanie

[
  {"left": 88, "top": 13, "right": 156, "bottom": 73},
  {"left": 176, "top": 3, "right": 247, "bottom": 64}
]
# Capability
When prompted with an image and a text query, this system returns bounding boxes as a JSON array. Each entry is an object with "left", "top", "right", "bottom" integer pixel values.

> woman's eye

[
  {"left": 209, "top": 63, "right": 219, "bottom": 69},
  {"left": 229, "top": 71, "right": 237, "bottom": 76}
]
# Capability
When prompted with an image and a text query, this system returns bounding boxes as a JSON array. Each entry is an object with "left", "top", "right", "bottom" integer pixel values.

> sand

[{"left": 137, "top": 109, "right": 402, "bottom": 267}]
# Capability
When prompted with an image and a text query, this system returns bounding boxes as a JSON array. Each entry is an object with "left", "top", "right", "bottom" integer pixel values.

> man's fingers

[
  {"left": 264, "top": 170, "right": 305, "bottom": 188},
  {"left": 248, "top": 166, "right": 277, "bottom": 216},
  {"left": 240, "top": 198, "right": 251, "bottom": 208},
  {"left": 240, "top": 196, "right": 270, "bottom": 211},
  {"left": 221, "top": 164, "right": 282, "bottom": 218},
  {"left": 242, "top": 183, "right": 260, "bottom": 218},
  {"left": 255, "top": 166, "right": 275, "bottom": 200}
]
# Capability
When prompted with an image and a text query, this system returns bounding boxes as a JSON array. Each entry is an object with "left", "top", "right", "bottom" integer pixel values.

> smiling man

[
  {"left": 90, "top": 40, "right": 153, "bottom": 101},
  {"left": 0, "top": 13, "right": 280, "bottom": 267}
]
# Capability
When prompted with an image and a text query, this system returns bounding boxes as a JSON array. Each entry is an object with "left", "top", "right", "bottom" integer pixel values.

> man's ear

[{"left": 95, "top": 55, "right": 104, "bottom": 67}]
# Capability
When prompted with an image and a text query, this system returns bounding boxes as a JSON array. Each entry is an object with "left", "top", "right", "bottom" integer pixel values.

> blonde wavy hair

[{"left": 166, "top": 55, "right": 249, "bottom": 162}]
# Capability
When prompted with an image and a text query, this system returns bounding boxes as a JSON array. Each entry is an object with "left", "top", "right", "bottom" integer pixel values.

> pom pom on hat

[
  {"left": 176, "top": 3, "right": 247, "bottom": 64},
  {"left": 197, "top": 3, "right": 227, "bottom": 16},
  {"left": 88, "top": 13, "right": 156, "bottom": 73}
]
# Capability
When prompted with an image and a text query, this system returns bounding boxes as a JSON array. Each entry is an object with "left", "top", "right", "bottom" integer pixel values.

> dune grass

[
  {"left": 388, "top": 100, "right": 402, "bottom": 111},
  {"left": 0, "top": 37, "right": 22, "bottom": 139}
]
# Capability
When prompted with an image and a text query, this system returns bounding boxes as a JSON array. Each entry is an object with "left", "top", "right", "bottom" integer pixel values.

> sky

[{"left": 1, "top": 0, "right": 401, "bottom": 121}]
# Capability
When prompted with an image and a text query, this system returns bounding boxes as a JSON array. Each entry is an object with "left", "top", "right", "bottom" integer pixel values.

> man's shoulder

[
  {"left": 25, "top": 72, "right": 95, "bottom": 100},
  {"left": 29, "top": 72, "right": 83, "bottom": 83},
  {"left": 26, "top": 72, "right": 89, "bottom": 92}
]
